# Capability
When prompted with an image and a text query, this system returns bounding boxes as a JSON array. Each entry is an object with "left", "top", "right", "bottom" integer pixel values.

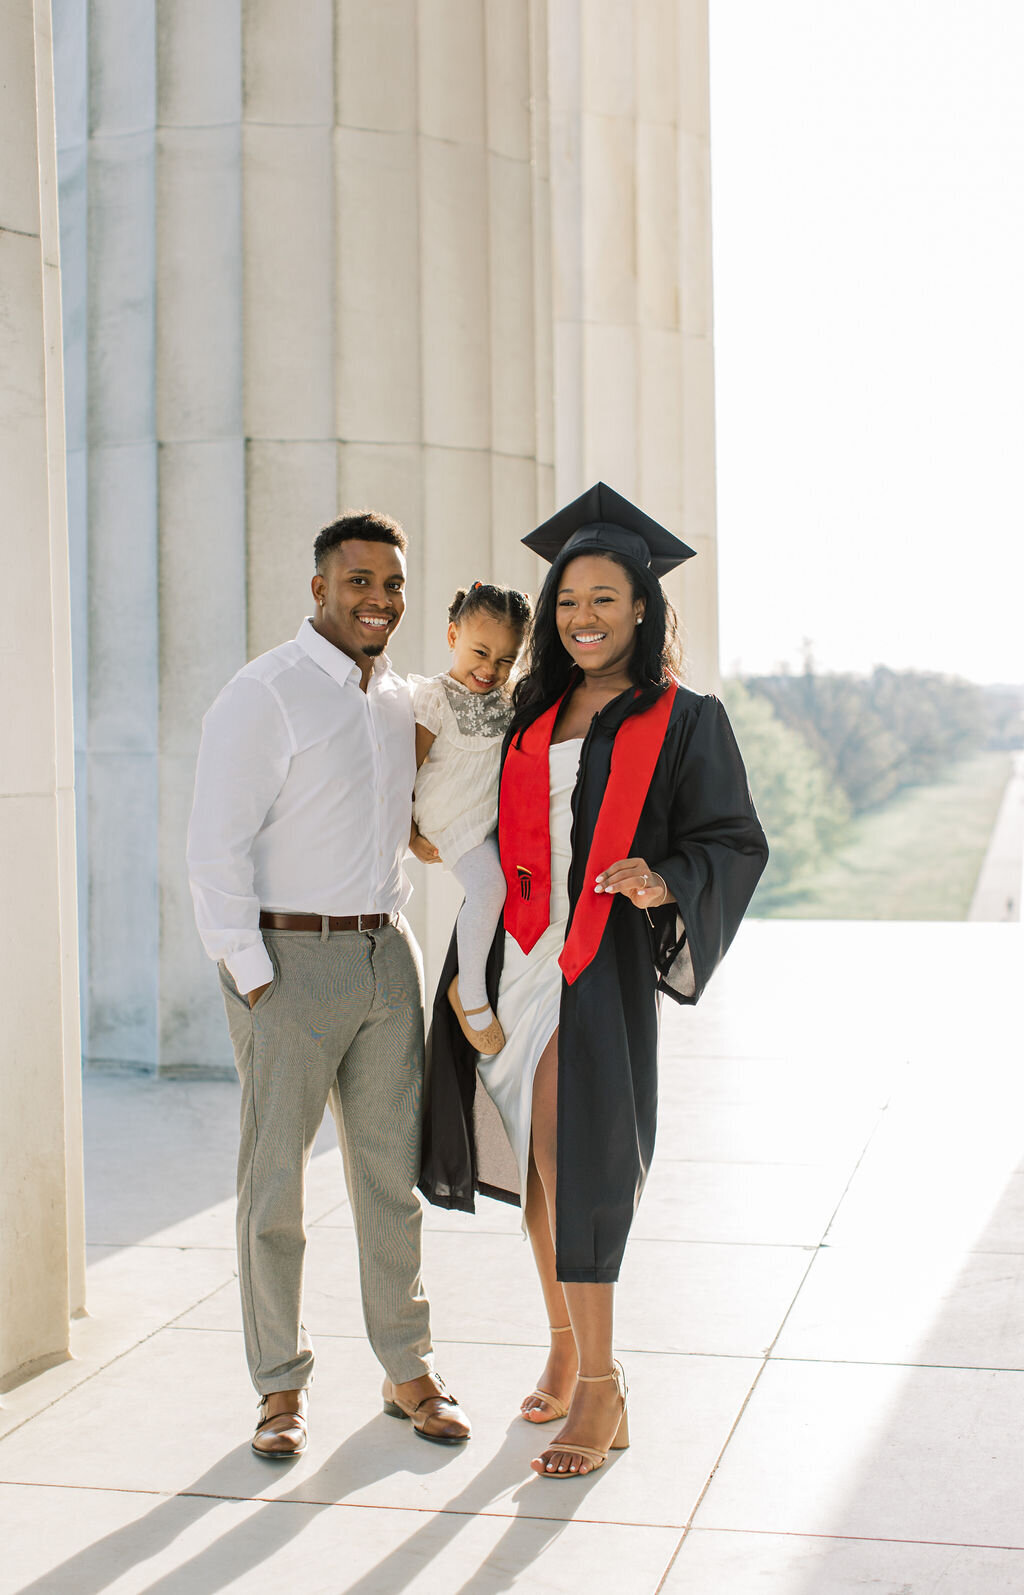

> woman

[{"left": 419, "top": 483, "right": 768, "bottom": 1478}]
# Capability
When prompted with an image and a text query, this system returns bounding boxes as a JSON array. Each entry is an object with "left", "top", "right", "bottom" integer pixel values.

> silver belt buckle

[{"left": 357, "top": 912, "right": 368, "bottom": 933}]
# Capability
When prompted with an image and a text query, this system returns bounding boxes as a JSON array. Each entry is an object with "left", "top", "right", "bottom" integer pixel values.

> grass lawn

[{"left": 755, "top": 750, "right": 1012, "bottom": 920}]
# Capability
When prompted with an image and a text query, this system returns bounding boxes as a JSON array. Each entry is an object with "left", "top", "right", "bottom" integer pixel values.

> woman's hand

[
  {"left": 594, "top": 857, "right": 671, "bottom": 908},
  {"left": 411, "top": 832, "right": 442, "bottom": 865}
]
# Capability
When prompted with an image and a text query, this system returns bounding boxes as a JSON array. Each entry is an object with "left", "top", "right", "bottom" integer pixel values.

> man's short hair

[{"left": 314, "top": 511, "right": 408, "bottom": 570}]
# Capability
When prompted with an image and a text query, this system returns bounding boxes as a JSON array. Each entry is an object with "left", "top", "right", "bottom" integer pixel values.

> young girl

[{"left": 409, "top": 581, "right": 532, "bottom": 1054}]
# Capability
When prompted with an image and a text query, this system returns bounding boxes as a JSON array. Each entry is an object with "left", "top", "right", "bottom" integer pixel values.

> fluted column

[
  {"left": 52, "top": 0, "right": 89, "bottom": 1057},
  {"left": 529, "top": 0, "right": 556, "bottom": 529},
  {"left": 672, "top": 0, "right": 720, "bottom": 689},
  {"left": 0, "top": 0, "right": 84, "bottom": 1383},
  {"left": 548, "top": 0, "right": 720, "bottom": 689},
  {"left": 54, "top": 0, "right": 720, "bottom": 1070},
  {"left": 156, "top": 0, "right": 245, "bottom": 1072},
  {"left": 334, "top": 0, "right": 423, "bottom": 662},
  {"left": 244, "top": 0, "right": 337, "bottom": 662},
  {"left": 335, "top": 5, "right": 555, "bottom": 990},
  {"left": 85, "top": 0, "right": 159, "bottom": 1066}
]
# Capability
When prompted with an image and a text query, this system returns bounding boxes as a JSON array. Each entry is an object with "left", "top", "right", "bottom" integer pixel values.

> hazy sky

[{"left": 709, "top": 1, "right": 1024, "bottom": 684}]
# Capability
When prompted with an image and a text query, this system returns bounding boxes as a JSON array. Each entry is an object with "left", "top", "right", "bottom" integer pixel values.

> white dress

[
  {"left": 476, "top": 737, "right": 583, "bottom": 1220},
  {"left": 409, "top": 673, "right": 512, "bottom": 869}
]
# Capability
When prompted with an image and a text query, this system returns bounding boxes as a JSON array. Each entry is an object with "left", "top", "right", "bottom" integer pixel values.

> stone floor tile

[
  {"left": 102, "top": 1148, "right": 348, "bottom": 1254},
  {"left": 655, "top": 1097, "right": 883, "bottom": 1167},
  {"left": 634, "top": 1160, "right": 851, "bottom": 1247},
  {"left": 775, "top": 1243, "right": 1024, "bottom": 1370},
  {"left": 174, "top": 1225, "right": 542, "bottom": 1346},
  {"left": 419, "top": 1196, "right": 526, "bottom": 1236},
  {"left": 616, "top": 1239, "right": 814, "bottom": 1357},
  {"left": 311, "top": 1192, "right": 526, "bottom": 1237},
  {"left": 823, "top": 1116, "right": 1024, "bottom": 1254},
  {"left": 0, "top": 1327, "right": 759, "bottom": 1530},
  {"left": 175, "top": 1227, "right": 812, "bottom": 1362},
  {"left": 135, "top": 1202, "right": 239, "bottom": 1252},
  {"left": 83, "top": 1076, "right": 239, "bottom": 1246},
  {"left": 1, "top": 1481, "right": 681, "bottom": 1595},
  {"left": 14, "top": 924, "right": 1016, "bottom": 1591},
  {"left": 84, "top": 1077, "right": 342, "bottom": 1249},
  {"left": 0, "top": 1244, "right": 237, "bottom": 1442},
  {"left": 695, "top": 1358, "right": 1024, "bottom": 1546},
  {"left": 657, "top": 1053, "right": 898, "bottom": 1110},
  {"left": 658, "top": 921, "right": 925, "bottom": 1068},
  {"left": 661, "top": 1526, "right": 1024, "bottom": 1593}
]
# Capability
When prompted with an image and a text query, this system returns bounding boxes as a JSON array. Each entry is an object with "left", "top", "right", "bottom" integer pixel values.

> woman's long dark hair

[{"left": 511, "top": 549, "right": 683, "bottom": 734}]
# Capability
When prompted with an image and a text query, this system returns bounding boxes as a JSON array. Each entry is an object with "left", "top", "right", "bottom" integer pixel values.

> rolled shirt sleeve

[{"left": 186, "top": 675, "right": 292, "bottom": 994}]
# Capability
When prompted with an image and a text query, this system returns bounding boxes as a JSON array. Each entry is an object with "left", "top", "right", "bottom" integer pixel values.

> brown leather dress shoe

[
  {"left": 381, "top": 1372, "right": 471, "bottom": 1445},
  {"left": 252, "top": 1389, "right": 308, "bottom": 1459}
]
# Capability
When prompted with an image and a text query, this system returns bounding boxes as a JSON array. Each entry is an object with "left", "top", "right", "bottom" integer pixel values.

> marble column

[
  {"left": 85, "top": 0, "right": 159, "bottom": 1067},
  {"left": 52, "top": 0, "right": 89, "bottom": 1052},
  {"left": 52, "top": 0, "right": 721, "bottom": 1069},
  {"left": 155, "top": 0, "right": 245, "bottom": 1073},
  {"left": 672, "top": 0, "right": 720, "bottom": 690},
  {"left": 0, "top": 0, "right": 84, "bottom": 1384},
  {"left": 548, "top": 0, "right": 720, "bottom": 690},
  {"left": 51, "top": 0, "right": 88, "bottom": 1315},
  {"left": 331, "top": 1, "right": 553, "bottom": 992},
  {"left": 243, "top": 0, "right": 337, "bottom": 666}
]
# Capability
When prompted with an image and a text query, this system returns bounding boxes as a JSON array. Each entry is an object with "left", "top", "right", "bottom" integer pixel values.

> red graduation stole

[{"left": 499, "top": 681, "right": 677, "bottom": 984}]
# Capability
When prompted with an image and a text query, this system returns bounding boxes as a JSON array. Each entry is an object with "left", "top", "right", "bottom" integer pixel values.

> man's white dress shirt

[{"left": 187, "top": 618, "right": 416, "bottom": 995}]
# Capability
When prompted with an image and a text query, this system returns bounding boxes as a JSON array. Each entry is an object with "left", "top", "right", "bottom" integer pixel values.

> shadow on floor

[{"left": 13, "top": 1413, "right": 581, "bottom": 1595}]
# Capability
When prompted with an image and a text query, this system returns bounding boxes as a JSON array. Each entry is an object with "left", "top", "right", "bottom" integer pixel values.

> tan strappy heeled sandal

[
  {"left": 521, "top": 1324, "right": 576, "bottom": 1424},
  {"left": 532, "top": 1362, "right": 629, "bottom": 1477},
  {"left": 448, "top": 976, "right": 505, "bottom": 1055}
]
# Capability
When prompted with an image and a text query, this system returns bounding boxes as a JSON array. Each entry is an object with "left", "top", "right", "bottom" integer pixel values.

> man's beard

[{"left": 362, "top": 643, "right": 386, "bottom": 658}]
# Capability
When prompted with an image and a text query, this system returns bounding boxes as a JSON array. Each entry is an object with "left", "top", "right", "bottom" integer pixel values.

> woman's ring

[{"left": 641, "top": 874, "right": 648, "bottom": 889}]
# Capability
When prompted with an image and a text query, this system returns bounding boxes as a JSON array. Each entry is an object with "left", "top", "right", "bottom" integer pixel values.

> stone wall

[{"left": 53, "top": 0, "right": 720, "bottom": 1074}]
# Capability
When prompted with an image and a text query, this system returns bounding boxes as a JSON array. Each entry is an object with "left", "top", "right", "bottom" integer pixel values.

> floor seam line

[{"left": 0, "top": 1275, "right": 241, "bottom": 1443}]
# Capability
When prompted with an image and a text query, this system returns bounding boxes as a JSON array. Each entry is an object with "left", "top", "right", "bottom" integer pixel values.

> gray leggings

[{"left": 450, "top": 834, "right": 507, "bottom": 1012}]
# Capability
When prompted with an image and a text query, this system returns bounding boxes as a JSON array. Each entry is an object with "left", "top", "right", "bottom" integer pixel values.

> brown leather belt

[{"left": 259, "top": 911, "right": 398, "bottom": 933}]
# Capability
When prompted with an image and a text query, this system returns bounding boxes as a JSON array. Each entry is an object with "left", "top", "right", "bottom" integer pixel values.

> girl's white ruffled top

[{"left": 409, "top": 672, "right": 513, "bottom": 870}]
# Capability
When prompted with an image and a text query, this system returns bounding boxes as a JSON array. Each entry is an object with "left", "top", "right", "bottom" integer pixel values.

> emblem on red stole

[{"left": 499, "top": 682, "right": 676, "bottom": 983}]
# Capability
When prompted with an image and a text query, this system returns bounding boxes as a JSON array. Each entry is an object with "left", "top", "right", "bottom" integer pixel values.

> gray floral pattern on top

[{"left": 441, "top": 672, "right": 514, "bottom": 739}]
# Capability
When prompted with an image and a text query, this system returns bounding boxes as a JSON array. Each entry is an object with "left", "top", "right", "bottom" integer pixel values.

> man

[{"left": 187, "top": 511, "right": 470, "bottom": 1457}]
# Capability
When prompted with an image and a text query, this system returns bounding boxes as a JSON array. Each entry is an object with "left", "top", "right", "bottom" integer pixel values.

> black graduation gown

[{"left": 418, "top": 682, "right": 769, "bottom": 1283}]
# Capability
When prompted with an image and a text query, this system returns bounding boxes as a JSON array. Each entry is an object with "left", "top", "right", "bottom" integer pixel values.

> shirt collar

[{"left": 295, "top": 617, "right": 392, "bottom": 690}]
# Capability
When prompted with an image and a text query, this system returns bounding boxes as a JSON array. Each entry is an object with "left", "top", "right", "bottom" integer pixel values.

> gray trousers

[{"left": 218, "top": 919, "right": 433, "bottom": 1394}]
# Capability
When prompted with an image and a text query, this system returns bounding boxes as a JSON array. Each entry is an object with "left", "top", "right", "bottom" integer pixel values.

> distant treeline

[{"left": 724, "top": 668, "right": 1024, "bottom": 905}]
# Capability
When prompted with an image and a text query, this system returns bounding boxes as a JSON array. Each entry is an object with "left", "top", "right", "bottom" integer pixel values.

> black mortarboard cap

[{"left": 522, "top": 482, "right": 696, "bottom": 577}]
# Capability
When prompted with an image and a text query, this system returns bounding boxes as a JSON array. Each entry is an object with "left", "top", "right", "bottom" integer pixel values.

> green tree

[
  {"left": 748, "top": 666, "right": 987, "bottom": 812},
  {"left": 723, "top": 680, "right": 850, "bottom": 909}
]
